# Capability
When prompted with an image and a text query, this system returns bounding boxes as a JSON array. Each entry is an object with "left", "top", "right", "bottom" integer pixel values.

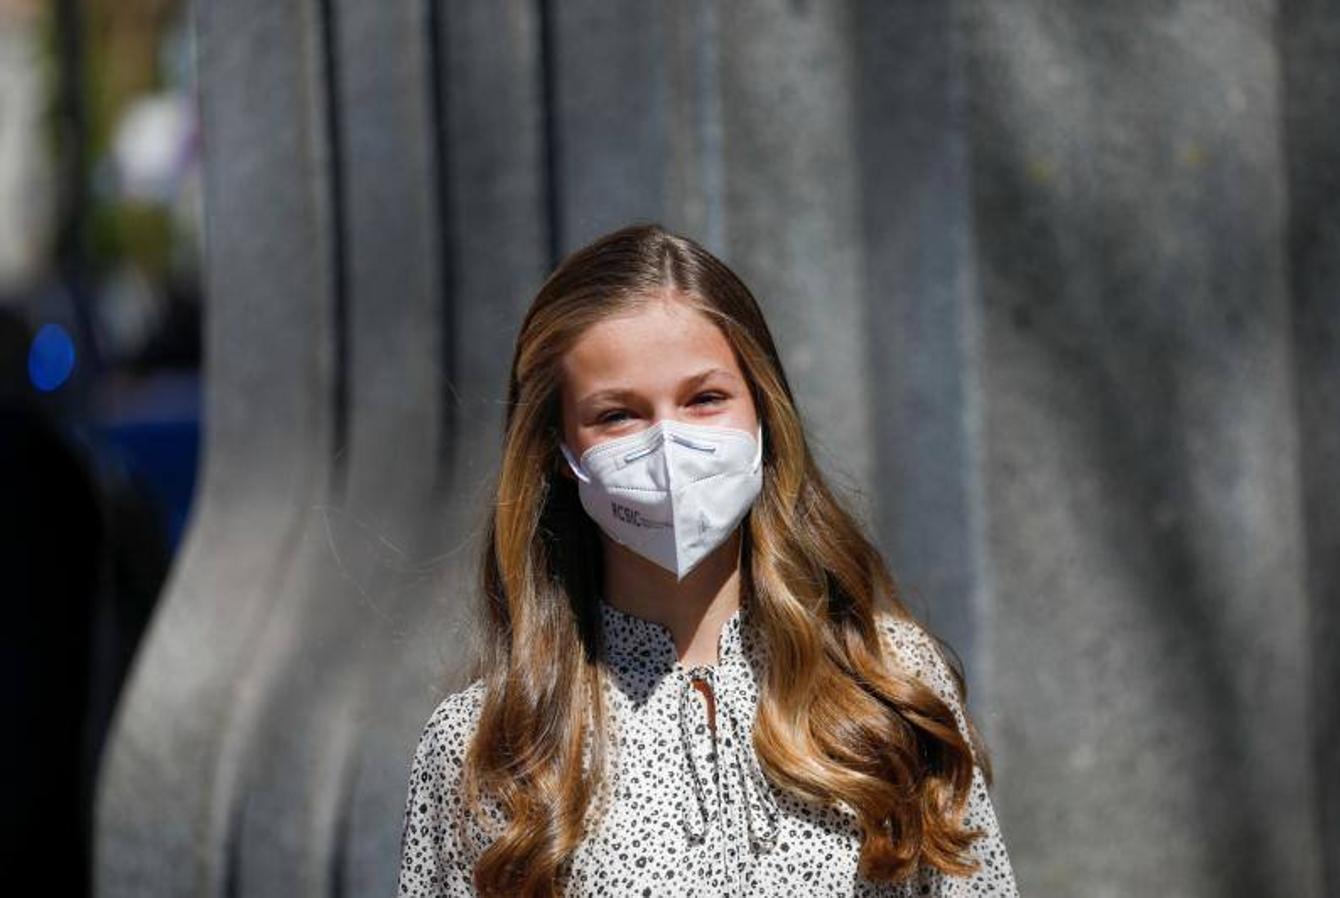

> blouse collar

[{"left": 596, "top": 595, "right": 748, "bottom": 672}]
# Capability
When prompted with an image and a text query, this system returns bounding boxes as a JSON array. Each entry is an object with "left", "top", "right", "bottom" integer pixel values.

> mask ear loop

[
  {"left": 558, "top": 441, "right": 592, "bottom": 484},
  {"left": 750, "top": 421, "right": 764, "bottom": 474}
]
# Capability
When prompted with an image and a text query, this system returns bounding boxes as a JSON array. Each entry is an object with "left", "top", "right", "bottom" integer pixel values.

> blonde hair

[{"left": 460, "top": 222, "right": 991, "bottom": 896}]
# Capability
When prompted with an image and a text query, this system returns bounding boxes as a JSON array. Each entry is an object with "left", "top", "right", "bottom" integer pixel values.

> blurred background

[
  {"left": 0, "top": 0, "right": 199, "bottom": 894},
  {"left": 1, "top": 1, "right": 1336, "bottom": 896}
]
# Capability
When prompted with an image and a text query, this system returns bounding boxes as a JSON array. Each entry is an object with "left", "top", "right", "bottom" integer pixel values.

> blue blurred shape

[{"left": 28, "top": 322, "right": 77, "bottom": 392}]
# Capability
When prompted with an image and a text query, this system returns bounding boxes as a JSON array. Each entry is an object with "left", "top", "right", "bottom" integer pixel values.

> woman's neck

[{"left": 600, "top": 528, "right": 743, "bottom": 667}]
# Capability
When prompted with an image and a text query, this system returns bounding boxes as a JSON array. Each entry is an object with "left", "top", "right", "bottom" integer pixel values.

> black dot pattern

[{"left": 397, "top": 599, "right": 1020, "bottom": 896}]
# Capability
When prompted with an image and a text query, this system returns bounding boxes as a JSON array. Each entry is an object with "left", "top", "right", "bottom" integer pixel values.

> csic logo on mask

[{"left": 611, "top": 500, "right": 669, "bottom": 529}]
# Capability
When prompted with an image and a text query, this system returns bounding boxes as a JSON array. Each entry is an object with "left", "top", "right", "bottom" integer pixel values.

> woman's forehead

[{"left": 562, "top": 301, "right": 740, "bottom": 388}]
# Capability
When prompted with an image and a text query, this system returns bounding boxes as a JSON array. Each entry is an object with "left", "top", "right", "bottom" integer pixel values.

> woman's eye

[{"left": 596, "top": 394, "right": 723, "bottom": 424}]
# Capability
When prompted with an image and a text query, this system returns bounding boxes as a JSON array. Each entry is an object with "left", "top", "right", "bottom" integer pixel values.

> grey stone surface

[
  {"left": 715, "top": 1, "right": 875, "bottom": 508},
  {"left": 94, "top": 1, "right": 340, "bottom": 895},
  {"left": 550, "top": 2, "right": 675, "bottom": 245},
  {"left": 95, "top": 1, "right": 1338, "bottom": 896},
  {"left": 342, "top": 0, "right": 549, "bottom": 893},
  {"left": 964, "top": 2, "right": 1324, "bottom": 894},
  {"left": 1280, "top": 2, "right": 1340, "bottom": 895},
  {"left": 848, "top": 0, "right": 985, "bottom": 688},
  {"left": 225, "top": 0, "right": 448, "bottom": 894}
]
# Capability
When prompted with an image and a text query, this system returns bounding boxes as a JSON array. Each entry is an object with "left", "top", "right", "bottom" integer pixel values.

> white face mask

[{"left": 559, "top": 418, "right": 764, "bottom": 581}]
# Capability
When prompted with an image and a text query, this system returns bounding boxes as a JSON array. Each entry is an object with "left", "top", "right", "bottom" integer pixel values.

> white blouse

[{"left": 398, "top": 598, "right": 1019, "bottom": 896}]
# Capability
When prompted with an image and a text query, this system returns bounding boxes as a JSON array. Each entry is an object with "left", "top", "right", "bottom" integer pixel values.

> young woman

[{"left": 397, "top": 223, "right": 1019, "bottom": 897}]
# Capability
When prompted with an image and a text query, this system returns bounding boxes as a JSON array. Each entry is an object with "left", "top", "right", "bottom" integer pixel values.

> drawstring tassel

[
  {"left": 721, "top": 694, "right": 781, "bottom": 852},
  {"left": 678, "top": 673, "right": 712, "bottom": 843},
  {"left": 677, "top": 668, "right": 781, "bottom": 853}
]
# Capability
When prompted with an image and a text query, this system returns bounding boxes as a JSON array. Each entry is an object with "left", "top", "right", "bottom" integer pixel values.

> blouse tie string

[{"left": 677, "top": 665, "right": 781, "bottom": 854}]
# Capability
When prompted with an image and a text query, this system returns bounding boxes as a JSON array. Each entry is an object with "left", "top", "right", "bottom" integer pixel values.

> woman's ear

[
  {"left": 555, "top": 434, "right": 577, "bottom": 481},
  {"left": 557, "top": 454, "right": 575, "bottom": 480}
]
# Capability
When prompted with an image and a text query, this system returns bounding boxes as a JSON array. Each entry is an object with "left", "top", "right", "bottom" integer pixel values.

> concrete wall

[{"left": 95, "top": 1, "right": 1338, "bottom": 895}]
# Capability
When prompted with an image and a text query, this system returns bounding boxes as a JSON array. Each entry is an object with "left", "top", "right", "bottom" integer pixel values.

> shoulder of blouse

[
  {"left": 409, "top": 680, "right": 487, "bottom": 784},
  {"left": 871, "top": 612, "right": 974, "bottom": 758},
  {"left": 870, "top": 613, "right": 1021, "bottom": 897},
  {"left": 400, "top": 678, "right": 496, "bottom": 855},
  {"left": 423, "top": 678, "right": 487, "bottom": 741},
  {"left": 411, "top": 678, "right": 488, "bottom": 805}
]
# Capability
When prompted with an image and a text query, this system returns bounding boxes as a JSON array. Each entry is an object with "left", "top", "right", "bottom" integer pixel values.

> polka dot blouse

[{"left": 398, "top": 598, "right": 1019, "bottom": 896}]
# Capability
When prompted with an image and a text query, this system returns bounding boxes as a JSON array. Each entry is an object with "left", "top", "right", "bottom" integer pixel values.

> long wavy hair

[{"left": 459, "top": 222, "right": 993, "bottom": 896}]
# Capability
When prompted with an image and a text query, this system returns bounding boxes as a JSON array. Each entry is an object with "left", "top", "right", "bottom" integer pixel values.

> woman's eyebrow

[
  {"left": 580, "top": 368, "right": 738, "bottom": 407},
  {"left": 679, "top": 367, "right": 738, "bottom": 390}
]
